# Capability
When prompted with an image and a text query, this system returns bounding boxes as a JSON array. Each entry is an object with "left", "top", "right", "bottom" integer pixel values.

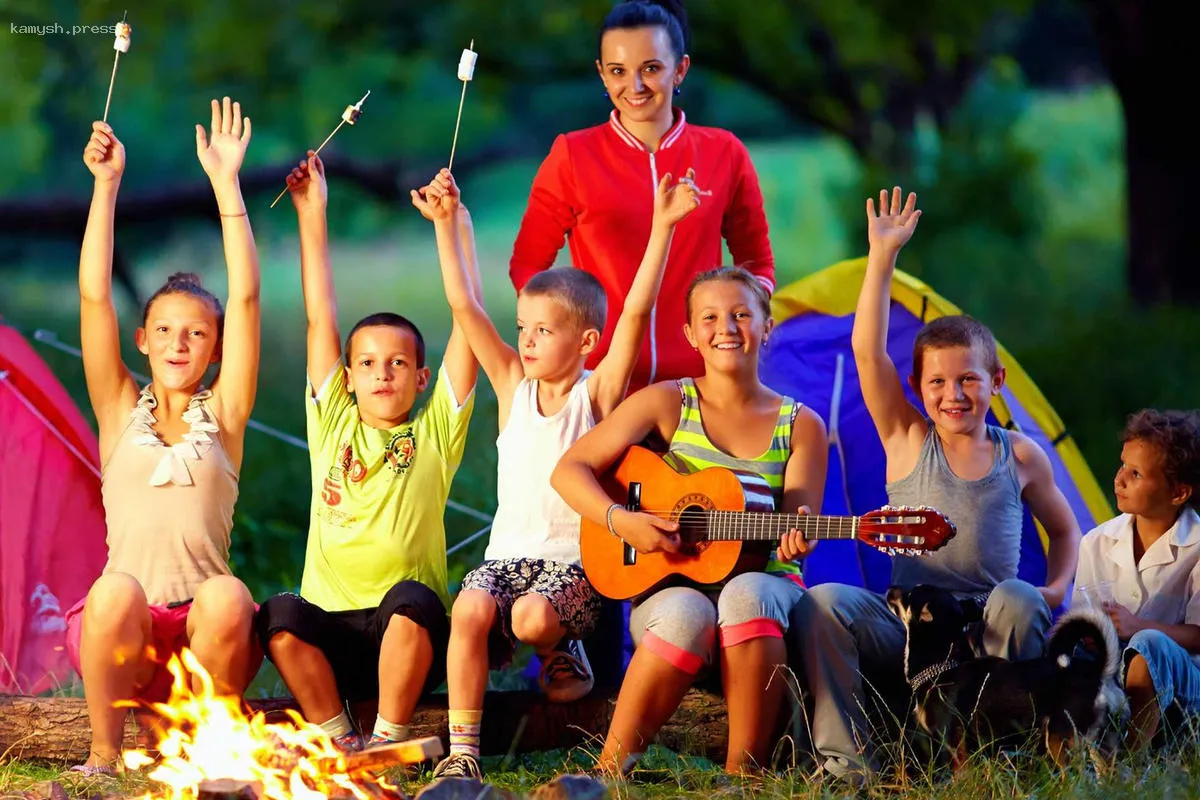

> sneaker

[
  {"left": 331, "top": 731, "right": 364, "bottom": 753},
  {"left": 538, "top": 639, "right": 594, "bottom": 703},
  {"left": 431, "top": 751, "right": 483, "bottom": 779}
]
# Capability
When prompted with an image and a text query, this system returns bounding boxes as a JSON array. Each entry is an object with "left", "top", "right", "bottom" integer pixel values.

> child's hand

[
  {"left": 83, "top": 121, "right": 125, "bottom": 184},
  {"left": 778, "top": 505, "right": 817, "bottom": 562},
  {"left": 410, "top": 168, "right": 461, "bottom": 222},
  {"left": 286, "top": 151, "right": 327, "bottom": 212},
  {"left": 1102, "top": 601, "right": 1144, "bottom": 639},
  {"left": 653, "top": 168, "right": 701, "bottom": 227},
  {"left": 611, "top": 509, "right": 681, "bottom": 554},
  {"left": 196, "top": 97, "right": 251, "bottom": 184},
  {"left": 866, "top": 186, "right": 921, "bottom": 251}
]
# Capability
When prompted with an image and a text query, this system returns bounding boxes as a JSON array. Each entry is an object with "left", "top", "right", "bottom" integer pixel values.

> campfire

[{"left": 118, "top": 649, "right": 440, "bottom": 800}]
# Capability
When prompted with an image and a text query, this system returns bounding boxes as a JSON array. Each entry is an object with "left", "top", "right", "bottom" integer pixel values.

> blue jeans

[{"left": 1125, "top": 628, "right": 1200, "bottom": 718}]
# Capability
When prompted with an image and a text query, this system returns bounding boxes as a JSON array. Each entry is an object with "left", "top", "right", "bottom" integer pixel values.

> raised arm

[
  {"left": 413, "top": 170, "right": 520, "bottom": 417},
  {"left": 1014, "top": 433, "right": 1080, "bottom": 609},
  {"left": 199, "top": 98, "right": 260, "bottom": 435},
  {"left": 509, "top": 135, "right": 578, "bottom": 291},
  {"left": 79, "top": 121, "right": 138, "bottom": 457},
  {"left": 286, "top": 152, "right": 342, "bottom": 390},
  {"left": 589, "top": 170, "right": 700, "bottom": 418},
  {"left": 722, "top": 139, "right": 775, "bottom": 293},
  {"left": 851, "top": 187, "right": 926, "bottom": 456},
  {"left": 550, "top": 383, "right": 682, "bottom": 554}
]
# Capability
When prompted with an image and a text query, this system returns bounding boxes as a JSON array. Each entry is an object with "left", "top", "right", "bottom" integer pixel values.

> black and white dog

[{"left": 887, "top": 584, "right": 1128, "bottom": 769}]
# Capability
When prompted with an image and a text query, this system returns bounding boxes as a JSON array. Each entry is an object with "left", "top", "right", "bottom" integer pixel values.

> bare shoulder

[
  {"left": 790, "top": 403, "right": 828, "bottom": 447},
  {"left": 1008, "top": 429, "right": 1053, "bottom": 485}
]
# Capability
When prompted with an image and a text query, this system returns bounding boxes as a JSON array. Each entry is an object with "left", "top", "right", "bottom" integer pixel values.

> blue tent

[{"left": 760, "top": 258, "right": 1112, "bottom": 594}]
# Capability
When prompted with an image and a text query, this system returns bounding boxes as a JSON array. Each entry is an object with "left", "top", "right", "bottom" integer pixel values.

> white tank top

[{"left": 485, "top": 373, "right": 595, "bottom": 564}]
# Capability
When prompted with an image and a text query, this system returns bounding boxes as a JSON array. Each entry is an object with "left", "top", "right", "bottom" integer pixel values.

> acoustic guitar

[{"left": 580, "top": 446, "right": 956, "bottom": 600}]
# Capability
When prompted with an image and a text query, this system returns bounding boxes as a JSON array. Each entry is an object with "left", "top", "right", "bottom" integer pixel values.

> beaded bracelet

[{"left": 606, "top": 503, "right": 622, "bottom": 537}]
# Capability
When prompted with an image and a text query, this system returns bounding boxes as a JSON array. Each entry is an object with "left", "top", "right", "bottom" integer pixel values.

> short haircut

[
  {"left": 685, "top": 266, "right": 771, "bottom": 320},
  {"left": 142, "top": 272, "right": 225, "bottom": 336},
  {"left": 1122, "top": 409, "right": 1200, "bottom": 509},
  {"left": 520, "top": 268, "right": 608, "bottom": 332},
  {"left": 912, "top": 315, "right": 1002, "bottom": 381},
  {"left": 344, "top": 312, "right": 426, "bottom": 369}
]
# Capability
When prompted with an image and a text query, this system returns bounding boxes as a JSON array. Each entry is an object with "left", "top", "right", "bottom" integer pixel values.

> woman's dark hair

[
  {"left": 599, "top": 0, "right": 689, "bottom": 62},
  {"left": 142, "top": 272, "right": 225, "bottom": 335}
]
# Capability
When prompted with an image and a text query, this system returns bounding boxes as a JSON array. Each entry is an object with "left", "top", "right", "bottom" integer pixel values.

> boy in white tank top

[{"left": 412, "top": 167, "right": 701, "bottom": 778}]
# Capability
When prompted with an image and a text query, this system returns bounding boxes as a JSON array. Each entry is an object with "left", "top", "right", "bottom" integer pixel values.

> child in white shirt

[{"left": 1073, "top": 408, "right": 1200, "bottom": 750}]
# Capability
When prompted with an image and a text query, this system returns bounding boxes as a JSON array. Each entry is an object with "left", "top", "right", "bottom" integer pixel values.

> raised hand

[
  {"left": 196, "top": 97, "right": 251, "bottom": 184},
  {"left": 653, "top": 168, "right": 702, "bottom": 227},
  {"left": 286, "top": 151, "right": 327, "bottom": 212},
  {"left": 410, "top": 168, "right": 461, "bottom": 222},
  {"left": 82, "top": 121, "right": 125, "bottom": 184},
  {"left": 866, "top": 186, "right": 921, "bottom": 251}
]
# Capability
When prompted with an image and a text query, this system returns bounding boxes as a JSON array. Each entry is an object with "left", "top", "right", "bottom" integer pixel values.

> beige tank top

[{"left": 100, "top": 386, "right": 238, "bottom": 606}]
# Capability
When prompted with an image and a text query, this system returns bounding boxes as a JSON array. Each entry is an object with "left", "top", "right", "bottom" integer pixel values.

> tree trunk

[
  {"left": 1085, "top": 0, "right": 1200, "bottom": 304},
  {"left": 0, "top": 690, "right": 736, "bottom": 766}
]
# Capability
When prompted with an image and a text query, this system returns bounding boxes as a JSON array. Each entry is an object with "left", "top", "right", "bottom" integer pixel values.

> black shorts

[{"left": 254, "top": 580, "right": 450, "bottom": 703}]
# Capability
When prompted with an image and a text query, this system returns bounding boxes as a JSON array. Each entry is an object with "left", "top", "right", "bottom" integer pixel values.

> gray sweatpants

[
  {"left": 788, "top": 578, "right": 1050, "bottom": 779},
  {"left": 629, "top": 572, "right": 806, "bottom": 674}
]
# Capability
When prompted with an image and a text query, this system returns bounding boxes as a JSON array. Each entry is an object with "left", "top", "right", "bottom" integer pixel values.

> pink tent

[{"left": 0, "top": 322, "right": 107, "bottom": 693}]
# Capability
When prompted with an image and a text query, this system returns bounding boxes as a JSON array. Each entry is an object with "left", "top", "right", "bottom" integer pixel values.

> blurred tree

[{"left": 1081, "top": 0, "right": 1198, "bottom": 305}]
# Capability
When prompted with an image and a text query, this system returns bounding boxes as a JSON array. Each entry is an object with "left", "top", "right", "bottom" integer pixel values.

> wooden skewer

[
  {"left": 447, "top": 39, "right": 475, "bottom": 173},
  {"left": 270, "top": 90, "right": 371, "bottom": 208}
]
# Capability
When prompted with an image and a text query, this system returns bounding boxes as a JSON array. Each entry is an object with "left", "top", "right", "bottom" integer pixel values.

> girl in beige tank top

[{"left": 71, "top": 101, "right": 263, "bottom": 772}]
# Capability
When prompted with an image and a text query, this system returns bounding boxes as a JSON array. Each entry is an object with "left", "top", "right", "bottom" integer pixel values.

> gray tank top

[{"left": 887, "top": 423, "right": 1023, "bottom": 596}]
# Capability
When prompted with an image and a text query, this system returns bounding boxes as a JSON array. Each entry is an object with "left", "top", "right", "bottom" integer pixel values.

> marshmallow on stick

[
  {"left": 448, "top": 40, "right": 476, "bottom": 172},
  {"left": 103, "top": 12, "right": 131, "bottom": 122},
  {"left": 270, "top": 90, "right": 371, "bottom": 208}
]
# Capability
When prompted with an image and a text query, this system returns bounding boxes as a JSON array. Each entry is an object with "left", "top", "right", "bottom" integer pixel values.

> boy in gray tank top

[{"left": 789, "top": 187, "right": 1082, "bottom": 784}]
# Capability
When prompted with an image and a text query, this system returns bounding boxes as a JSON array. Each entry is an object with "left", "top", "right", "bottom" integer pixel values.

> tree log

[{"left": 0, "top": 690, "right": 733, "bottom": 765}]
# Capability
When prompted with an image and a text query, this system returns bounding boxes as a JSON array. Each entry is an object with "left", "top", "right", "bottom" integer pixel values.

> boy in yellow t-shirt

[{"left": 254, "top": 153, "right": 479, "bottom": 751}]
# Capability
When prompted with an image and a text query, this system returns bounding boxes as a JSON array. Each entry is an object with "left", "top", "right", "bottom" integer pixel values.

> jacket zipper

[{"left": 647, "top": 151, "right": 659, "bottom": 384}]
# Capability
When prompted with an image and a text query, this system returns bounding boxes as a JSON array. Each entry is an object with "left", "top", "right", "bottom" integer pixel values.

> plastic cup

[{"left": 1080, "top": 580, "right": 1115, "bottom": 608}]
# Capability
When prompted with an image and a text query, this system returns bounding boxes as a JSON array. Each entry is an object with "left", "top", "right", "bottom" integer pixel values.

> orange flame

[{"left": 121, "top": 648, "right": 393, "bottom": 800}]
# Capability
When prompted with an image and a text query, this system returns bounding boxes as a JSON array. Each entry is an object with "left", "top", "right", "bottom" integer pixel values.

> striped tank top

[{"left": 663, "top": 378, "right": 802, "bottom": 579}]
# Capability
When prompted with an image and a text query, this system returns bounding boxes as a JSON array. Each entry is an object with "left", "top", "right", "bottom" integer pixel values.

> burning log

[
  {"left": 196, "top": 779, "right": 262, "bottom": 800},
  {"left": 0, "top": 689, "right": 736, "bottom": 765}
]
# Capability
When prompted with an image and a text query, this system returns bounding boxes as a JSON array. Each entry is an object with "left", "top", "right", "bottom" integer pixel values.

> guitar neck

[{"left": 705, "top": 510, "right": 859, "bottom": 542}]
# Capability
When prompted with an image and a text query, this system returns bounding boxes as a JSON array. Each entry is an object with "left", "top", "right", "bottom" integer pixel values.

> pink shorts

[{"left": 65, "top": 597, "right": 193, "bottom": 705}]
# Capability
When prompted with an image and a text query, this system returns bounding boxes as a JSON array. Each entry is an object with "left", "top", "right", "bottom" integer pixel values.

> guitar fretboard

[{"left": 696, "top": 510, "right": 858, "bottom": 542}]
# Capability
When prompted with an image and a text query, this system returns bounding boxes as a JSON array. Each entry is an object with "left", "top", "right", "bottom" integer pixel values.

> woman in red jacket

[{"left": 510, "top": 0, "right": 775, "bottom": 390}]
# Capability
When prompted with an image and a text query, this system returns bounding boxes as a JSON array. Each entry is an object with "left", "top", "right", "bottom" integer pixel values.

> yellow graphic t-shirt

[{"left": 300, "top": 366, "right": 474, "bottom": 612}]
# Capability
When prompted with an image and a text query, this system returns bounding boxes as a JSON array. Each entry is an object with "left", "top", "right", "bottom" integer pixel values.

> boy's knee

[
  {"left": 988, "top": 578, "right": 1046, "bottom": 615},
  {"left": 191, "top": 576, "right": 255, "bottom": 633},
  {"left": 1125, "top": 652, "right": 1154, "bottom": 690},
  {"left": 791, "top": 583, "right": 859, "bottom": 633},
  {"left": 266, "top": 629, "right": 307, "bottom": 661},
  {"left": 85, "top": 573, "right": 147, "bottom": 623},
  {"left": 451, "top": 590, "right": 499, "bottom": 634},
  {"left": 510, "top": 594, "right": 559, "bottom": 642},
  {"left": 384, "top": 613, "right": 430, "bottom": 647}
]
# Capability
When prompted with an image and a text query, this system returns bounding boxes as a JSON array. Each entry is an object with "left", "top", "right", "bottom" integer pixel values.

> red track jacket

[{"left": 510, "top": 110, "right": 775, "bottom": 389}]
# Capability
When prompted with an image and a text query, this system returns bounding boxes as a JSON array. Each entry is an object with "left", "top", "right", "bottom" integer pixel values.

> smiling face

[
  {"left": 597, "top": 25, "right": 689, "bottom": 129},
  {"left": 515, "top": 292, "right": 597, "bottom": 381},
  {"left": 910, "top": 345, "right": 1003, "bottom": 436},
  {"left": 683, "top": 279, "right": 773, "bottom": 373},
  {"left": 136, "top": 293, "right": 222, "bottom": 392},
  {"left": 344, "top": 324, "right": 430, "bottom": 428}
]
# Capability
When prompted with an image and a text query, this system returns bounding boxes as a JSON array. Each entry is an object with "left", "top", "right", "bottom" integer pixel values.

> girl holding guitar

[{"left": 551, "top": 267, "right": 828, "bottom": 775}]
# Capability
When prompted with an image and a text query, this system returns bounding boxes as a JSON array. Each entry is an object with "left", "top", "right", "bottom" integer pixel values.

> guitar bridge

[{"left": 624, "top": 482, "right": 642, "bottom": 567}]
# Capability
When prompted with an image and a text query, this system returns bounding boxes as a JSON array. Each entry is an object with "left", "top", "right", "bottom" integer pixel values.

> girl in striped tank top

[{"left": 552, "top": 267, "right": 828, "bottom": 775}]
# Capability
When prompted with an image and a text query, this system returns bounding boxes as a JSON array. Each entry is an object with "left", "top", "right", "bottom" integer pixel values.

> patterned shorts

[{"left": 459, "top": 558, "right": 602, "bottom": 665}]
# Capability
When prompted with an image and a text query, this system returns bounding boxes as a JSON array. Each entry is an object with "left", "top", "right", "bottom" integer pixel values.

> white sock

[
  {"left": 372, "top": 715, "right": 411, "bottom": 742},
  {"left": 317, "top": 711, "right": 353, "bottom": 739}
]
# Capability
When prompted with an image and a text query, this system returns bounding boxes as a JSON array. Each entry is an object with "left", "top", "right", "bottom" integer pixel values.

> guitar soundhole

[{"left": 674, "top": 494, "right": 714, "bottom": 555}]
